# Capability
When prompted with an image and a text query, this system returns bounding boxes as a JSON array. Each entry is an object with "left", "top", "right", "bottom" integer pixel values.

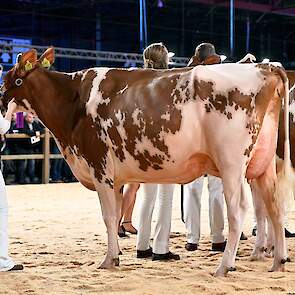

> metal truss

[
  {"left": 0, "top": 42, "right": 189, "bottom": 67},
  {"left": 191, "top": 0, "right": 295, "bottom": 17}
]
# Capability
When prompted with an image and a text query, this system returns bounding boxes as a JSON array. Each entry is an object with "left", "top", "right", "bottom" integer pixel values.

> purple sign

[{"left": 16, "top": 112, "right": 24, "bottom": 128}]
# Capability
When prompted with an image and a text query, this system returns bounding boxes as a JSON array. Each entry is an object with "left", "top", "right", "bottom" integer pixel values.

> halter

[{"left": 15, "top": 78, "right": 23, "bottom": 87}]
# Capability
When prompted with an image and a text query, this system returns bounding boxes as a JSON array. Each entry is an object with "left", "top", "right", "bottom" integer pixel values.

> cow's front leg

[
  {"left": 215, "top": 175, "right": 248, "bottom": 277},
  {"left": 95, "top": 182, "right": 122, "bottom": 269},
  {"left": 250, "top": 180, "right": 267, "bottom": 261}
]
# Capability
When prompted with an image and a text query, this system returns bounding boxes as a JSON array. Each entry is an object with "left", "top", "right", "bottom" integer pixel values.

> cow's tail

[{"left": 274, "top": 68, "right": 294, "bottom": 208}]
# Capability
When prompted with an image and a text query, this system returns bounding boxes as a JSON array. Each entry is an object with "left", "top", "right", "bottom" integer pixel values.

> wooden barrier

[{"left": 2, "top": 129, "right": 63, "bottom": 184}]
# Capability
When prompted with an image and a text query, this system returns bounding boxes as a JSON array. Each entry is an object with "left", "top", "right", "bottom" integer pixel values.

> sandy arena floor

[{"left": 1, "top": 182, "right": 295, "bottom": 295}]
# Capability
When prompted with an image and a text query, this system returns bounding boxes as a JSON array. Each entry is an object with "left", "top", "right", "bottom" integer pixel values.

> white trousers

[
  {"left": 183, "top": 175, "right": 225, "bottom": 244},
  {"left": 0, "top": 170, "right": 14, "bottom": 271},
  {"left": 137, "top": 184, "right": 174, "bottom": 254}
]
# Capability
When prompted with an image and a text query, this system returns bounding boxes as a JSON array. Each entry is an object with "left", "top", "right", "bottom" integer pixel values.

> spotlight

[{"left": 157, "top": 0, "right": 164, "bottom": 8}]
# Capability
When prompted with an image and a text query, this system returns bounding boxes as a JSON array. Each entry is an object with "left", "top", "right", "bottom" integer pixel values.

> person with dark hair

[
  {"left": 0, "top": 99, "right": 23, "bottom": 271},
  {"left": 182, "top": 43, "right": 247, "bottom": 253},
  {"left": 187, "top": 42, "right": 221, "bottom": 67},
  {"left": 14, "top": 113, "right": 44, "bottom": 184}
]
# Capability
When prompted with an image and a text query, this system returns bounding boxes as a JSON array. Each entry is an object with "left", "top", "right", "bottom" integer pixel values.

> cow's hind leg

[
  {"left": 215, "top": 175, "right": 248, "bottom": 277},
  {"left": 95, "top": 183, "right": 122, "bottom": 269},
  {"left": 265, "top": 217, "right": 275, "bottom": 258},
  {"left": 250, "top": 180, "right": 267, "bottom": 261},
  {"left": 255, "top": 160, "right": 288, "bottom": 272}
]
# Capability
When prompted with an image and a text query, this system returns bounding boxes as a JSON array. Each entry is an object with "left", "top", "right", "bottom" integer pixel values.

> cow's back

[{"left": 83, "top": 64, "right": 285, "bottom": 183}]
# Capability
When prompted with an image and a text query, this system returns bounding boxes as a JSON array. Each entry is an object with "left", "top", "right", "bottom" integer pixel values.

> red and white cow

[{"left": 0, "top": 48, "right": 290, "bottom": 276}]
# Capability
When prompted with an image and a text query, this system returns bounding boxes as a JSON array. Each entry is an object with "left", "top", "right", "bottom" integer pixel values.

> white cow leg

[
  {"left": 265, "top": 216, "right": 275, "bottom": 258},
  {"left": 215, "top": 176, "right": 248, "bottom": 277},
  {"left": 250, "top": 180, "right": 267, "bottom": 261},
  {"left": 96, "top": 183, "right": 122, "bottom": 269},
  {"left": 255, "top": 159, "right": 288, "bottom": 272}
]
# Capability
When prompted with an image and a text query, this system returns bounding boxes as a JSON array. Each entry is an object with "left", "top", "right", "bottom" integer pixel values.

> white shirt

[{"left": 0, "top": 113, "right": 10, "bottom": 135}]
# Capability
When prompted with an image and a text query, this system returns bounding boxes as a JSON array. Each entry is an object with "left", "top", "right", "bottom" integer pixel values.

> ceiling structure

[
  {"left": 0, "top": 0, "right": 294, "bottom": 70},
  {"left": 191, "top": 0, "right": 295, "bottom": 17}
]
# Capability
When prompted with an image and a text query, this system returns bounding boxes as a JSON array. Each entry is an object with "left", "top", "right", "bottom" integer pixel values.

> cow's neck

[{"left": 27, "top": 68, "right": 82, "bottom": 147}]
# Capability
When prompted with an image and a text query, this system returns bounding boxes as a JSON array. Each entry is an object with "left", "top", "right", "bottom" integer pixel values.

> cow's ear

[
  {"left": 39, "top": 47, "right": 55, "bottom": 69},
  {"left": 17, "top": 49, "right": 38, "bottom": 77}
]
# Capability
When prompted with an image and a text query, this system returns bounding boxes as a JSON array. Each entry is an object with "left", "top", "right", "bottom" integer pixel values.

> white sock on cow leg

[
  {"left": 250, "top": 181, "right": 267, "bottom": 261},
  {"left": 215, "top": 177, "right": 247, "bottom": 276},
  {"left": 270, "top": 203, "right": 287, "bottom": 267},
  {"left": 95, "top": 183, "right": 121, "bottom": 268},
  {"left": 267, "top": 213, "right": 287, "bottom": 271},
  {"left": 265, "top": 218, "right": 274, "bottom": 258},
  {"left": 257, "top": 160, "right": 288, "bottom": 271}
]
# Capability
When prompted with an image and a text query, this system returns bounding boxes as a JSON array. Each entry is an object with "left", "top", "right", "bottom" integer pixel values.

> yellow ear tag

[
  {"left": 24, "top": 60, "right": 33, "bottom": 72},
  {"left": 41, "top": 58, "right": 51, "bottom": 69}
]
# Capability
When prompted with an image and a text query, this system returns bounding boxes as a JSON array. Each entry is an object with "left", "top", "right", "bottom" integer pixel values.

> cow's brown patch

[
  {"left": 107, "top": 124, "right": 125, "bottom": 161},
  {"left": 194, "top": 80, "right": 213, "bottom": 101},
  {"left": 91, "top": 68, "right": 190, "bottom": 171},
  {"left": 194, "top": 80, "right": 254, "bottom": 121},
  {"left": 228, "top": 88, "right": 253, "bottom": 112},
  {"left": 209, "top": 94, "right": 227, "bottom": 113},
  {"left": 79, "top": 70, "right": 97, "bottom": 103},
  {"left": 244, "top": 143, "right": 254, "bottom": 157}
]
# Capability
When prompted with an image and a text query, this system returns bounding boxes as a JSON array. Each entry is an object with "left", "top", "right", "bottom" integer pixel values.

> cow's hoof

[
  {"left": 214, "top": 266, "right": 228, "bottom": 277},
  {"left": 269, "top": 261, "right": 286, "bottom": 272},
  {"left": 98, "top": 257, "right": 119, "bottom": 269},
  {"left": 114, "top": 257, "right": 120, "bottom": 266}
]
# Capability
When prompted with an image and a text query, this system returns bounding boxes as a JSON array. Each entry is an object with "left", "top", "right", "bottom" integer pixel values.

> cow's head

[{"left": 0, "top": 47, "right": 55, "bottom": 111}]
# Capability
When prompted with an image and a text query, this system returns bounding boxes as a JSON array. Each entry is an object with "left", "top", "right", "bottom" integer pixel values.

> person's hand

[
  {"left": 35, "top": 131, "right": 40, "bottom": 137},
  {"left": 7, "top": 99, "right": 17, "bottom": 113}
]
